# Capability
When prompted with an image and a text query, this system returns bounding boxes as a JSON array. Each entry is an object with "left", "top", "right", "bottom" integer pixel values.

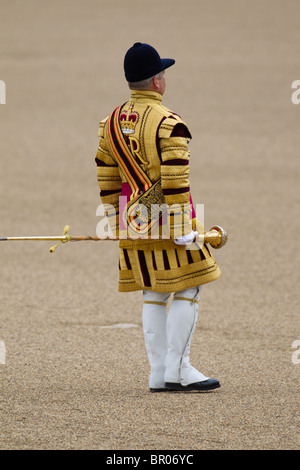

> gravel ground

[{"left": 0, "top": 0, "right": 299, "bottom": 450}]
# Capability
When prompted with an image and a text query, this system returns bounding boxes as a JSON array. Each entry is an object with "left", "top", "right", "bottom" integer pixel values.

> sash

[{"left": 106, "top": 106, "right": 166, "bottom": 236}]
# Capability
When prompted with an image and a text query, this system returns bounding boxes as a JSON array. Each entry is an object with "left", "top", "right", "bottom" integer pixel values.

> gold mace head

[{"left": 207, "top": 225, "right": 228, "bottom": 249}]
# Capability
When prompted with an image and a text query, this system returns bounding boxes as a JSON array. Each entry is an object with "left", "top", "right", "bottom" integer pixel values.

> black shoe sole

[
  {"left": 165, "top": 380, "right": 221, "bottom": 392},
  {"left": 150, "top": 381, "right": 220, "bottom": 393}
]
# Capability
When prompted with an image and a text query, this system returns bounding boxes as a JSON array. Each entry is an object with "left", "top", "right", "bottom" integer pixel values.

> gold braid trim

[{"left": 143, "top": 300, "right": 168, "bottom": 306}]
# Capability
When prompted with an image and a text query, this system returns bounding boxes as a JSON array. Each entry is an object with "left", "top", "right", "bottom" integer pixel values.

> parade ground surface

[{"left": 0, "top": 0, "right": 299, "bottom": 450}]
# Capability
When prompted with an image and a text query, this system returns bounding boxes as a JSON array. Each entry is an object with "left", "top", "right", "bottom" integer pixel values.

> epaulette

[
  {"left": 98, "top": 116, "right": 109, "bottom": 137},
  {"left": 158, "top": 115, "right": 192, "bottom": 139}
]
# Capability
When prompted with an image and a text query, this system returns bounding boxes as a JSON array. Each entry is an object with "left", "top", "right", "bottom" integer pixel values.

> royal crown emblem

[{"left": 120, "top": 107, "right": 139, "bottom": 135}]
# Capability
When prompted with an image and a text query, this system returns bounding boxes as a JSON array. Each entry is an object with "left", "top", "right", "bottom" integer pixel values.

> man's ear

[{"left": 152, "top": 75, "right": 160, "bottom": 90}]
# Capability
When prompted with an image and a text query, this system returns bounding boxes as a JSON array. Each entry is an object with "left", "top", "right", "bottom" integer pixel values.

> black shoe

[
  {"left": 165, "top": 379, "right": 220, "bottom": 392},
  {"left": 149, "top": 387, "right": 170, "bottom": 393}
]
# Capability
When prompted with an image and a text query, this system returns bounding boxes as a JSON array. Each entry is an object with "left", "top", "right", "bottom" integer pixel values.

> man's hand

[{"left": 174, "top": 231, "right": 198, "bottom": 246}]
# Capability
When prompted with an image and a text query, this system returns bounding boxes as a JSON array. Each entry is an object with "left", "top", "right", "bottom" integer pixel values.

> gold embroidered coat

[{"left": 95, "top": 90, "right": 221, "bottom": 292}]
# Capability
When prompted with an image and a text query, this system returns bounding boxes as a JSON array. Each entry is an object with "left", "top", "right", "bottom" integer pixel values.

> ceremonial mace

[{"left": 0, "top": 225, "right": 228, "bottom": 253}]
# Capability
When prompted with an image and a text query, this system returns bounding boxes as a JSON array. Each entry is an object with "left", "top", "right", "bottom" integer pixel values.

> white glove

[{"left": 174, "top": 230, "right": 198, "bottom": 245}]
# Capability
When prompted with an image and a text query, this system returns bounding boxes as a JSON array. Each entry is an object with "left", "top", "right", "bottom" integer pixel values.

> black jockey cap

[{"left": 124, "top": 42, "right": 175, "bottom": 82}]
